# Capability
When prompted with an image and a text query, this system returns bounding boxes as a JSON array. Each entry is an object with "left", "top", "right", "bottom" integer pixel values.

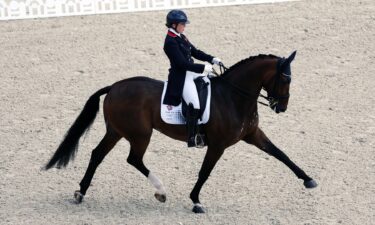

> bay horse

[{"left": 44, "top": 51, "right": 317, "bottom": 213}]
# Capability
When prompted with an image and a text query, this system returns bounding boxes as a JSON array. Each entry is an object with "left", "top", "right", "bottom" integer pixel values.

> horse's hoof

[
  {"left": 192, "top": 204, "right": 206, "bottom": 213},
  {"left": 304, "top": 179, "right": 318, "bottom": 189},
  {"left": 154, "top": 193, "right": 166, "bottom": 203},
  {"left": 74, "top": 190, "right": 84, "bottom": 204}
]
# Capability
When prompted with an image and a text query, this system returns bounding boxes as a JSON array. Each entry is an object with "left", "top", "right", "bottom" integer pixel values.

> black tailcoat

[{"left": 163, "top": 31, "right": 214, "bottom": 106}]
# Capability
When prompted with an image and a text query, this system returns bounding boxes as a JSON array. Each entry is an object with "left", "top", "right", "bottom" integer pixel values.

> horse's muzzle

[
  {"left": 277, "top": 106, "right": 287, "bottom": 113},
  {"left": 272, "top": 104, "right": 287, "bottom": 114}
]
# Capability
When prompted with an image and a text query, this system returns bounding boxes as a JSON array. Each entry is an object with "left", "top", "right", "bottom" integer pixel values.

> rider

[{"left": 163, "top": 9, "right": 221, "bottom": 147}]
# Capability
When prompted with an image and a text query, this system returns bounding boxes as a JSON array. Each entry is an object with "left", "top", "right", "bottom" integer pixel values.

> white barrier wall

[{"left": 0, "top": 0, "right": 295, "bottom": 20}]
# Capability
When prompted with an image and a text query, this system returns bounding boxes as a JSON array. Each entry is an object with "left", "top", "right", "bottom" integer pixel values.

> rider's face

[{"left": 175, "top": 23, "right": 186, "bottom": 33}]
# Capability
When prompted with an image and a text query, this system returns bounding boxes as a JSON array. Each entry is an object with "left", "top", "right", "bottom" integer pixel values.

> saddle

[{"left": 160, "top": 76, "right": 211, "bottom": 125}]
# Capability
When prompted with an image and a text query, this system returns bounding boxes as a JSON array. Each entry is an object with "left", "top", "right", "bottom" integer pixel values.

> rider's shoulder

[
  {"left": 167, "top": 31, "right": 177, "bottom": 38},
  {"left": 165, "top": 33, "right": 179, "bottom": 46}
]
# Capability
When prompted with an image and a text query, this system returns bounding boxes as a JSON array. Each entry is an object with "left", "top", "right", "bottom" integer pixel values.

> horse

[{"left": 44, "top": 51, "right": 317, "bottom": 213}]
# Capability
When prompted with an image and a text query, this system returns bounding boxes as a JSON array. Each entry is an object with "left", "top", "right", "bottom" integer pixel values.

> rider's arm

[
  {"left": 164, "top": 41, "right": 205, "bottom": 73},
  {"left": 190, "top": 44, "right": 214, "bottom": 63}
]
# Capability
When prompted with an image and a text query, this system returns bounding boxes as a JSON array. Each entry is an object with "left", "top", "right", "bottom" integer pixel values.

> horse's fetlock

[{"left": 190, "top": 192, "right": 199, "bottom": 203}]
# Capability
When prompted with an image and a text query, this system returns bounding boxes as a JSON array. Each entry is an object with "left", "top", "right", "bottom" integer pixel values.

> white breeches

[{"left": 182, "top": 71, "right": 205, "bottom": 109}]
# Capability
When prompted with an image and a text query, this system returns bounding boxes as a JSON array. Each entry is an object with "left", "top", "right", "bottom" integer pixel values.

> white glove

[
  {"left": 203, "top": 64, "right": 213, "bottom": 75},
  {"left": 212, "top": 57, "right": 221, "bottom": 65}
]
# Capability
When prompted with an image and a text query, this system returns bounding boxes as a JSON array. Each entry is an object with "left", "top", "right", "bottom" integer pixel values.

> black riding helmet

[{"left": 166, "top": 10, "right": 190, "bottom": 28}]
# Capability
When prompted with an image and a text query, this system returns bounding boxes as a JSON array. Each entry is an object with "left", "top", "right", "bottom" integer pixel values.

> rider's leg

[
  {"left": 183, "top": 71, "right": 201, "bottom": 147},
  {"left": 186, "top": 103, "right": 200, "bottom": 147},
  {"left": 183, "top": 71, "right": 201, "bottom": 109}
]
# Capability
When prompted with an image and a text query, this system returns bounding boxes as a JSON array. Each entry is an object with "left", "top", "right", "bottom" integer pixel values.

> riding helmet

[{"left": 166, "top": 10, "right": 190, "bottom": 27}]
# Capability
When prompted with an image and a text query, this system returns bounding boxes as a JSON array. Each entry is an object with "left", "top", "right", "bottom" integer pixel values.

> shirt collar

[{"left": 168, "top": 28, "right": 181, "bottom": 37}]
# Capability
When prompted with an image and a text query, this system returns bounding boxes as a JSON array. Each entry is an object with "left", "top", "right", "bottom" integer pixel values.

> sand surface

[{"left": 0, "top": 0, "right": 374, "bottom": 224}]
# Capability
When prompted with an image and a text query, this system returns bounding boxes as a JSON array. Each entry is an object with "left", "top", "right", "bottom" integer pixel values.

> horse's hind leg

[
  {"left": 243, "top": 127, "right": 317, "bottom": 188},
  {"left": 126, "top": 135, "right": 167, "bottom": 203},
  {"left": 74, "top": 128, "right": 121, "bottom": 203}
]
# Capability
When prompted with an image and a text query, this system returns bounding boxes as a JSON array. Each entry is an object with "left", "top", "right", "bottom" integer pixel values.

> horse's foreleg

[
  {"left": 75, "top": 129, "right": 121, "bottom": 203},
  {"left": 127, "top": 137, "right": 167, "bottom": 203},
  {"left": 190, "top": 146, "right": 225, "bottom": 213},
  {"left": 243, "top": 128, "right": 317, "bottom": 188}
]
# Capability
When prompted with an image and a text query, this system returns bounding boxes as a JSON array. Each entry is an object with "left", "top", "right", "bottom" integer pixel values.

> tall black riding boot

[{"left": 186, "top": 104, "right": 200, "bottom": 148}]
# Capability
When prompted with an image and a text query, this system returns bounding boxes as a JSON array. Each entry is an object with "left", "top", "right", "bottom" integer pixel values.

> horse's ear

[
  {"left": 280, "top": 51, "right": 296, "bottom": 75},
  {"left": 287, "top": 50, "right": 297, "bottom": 63}
]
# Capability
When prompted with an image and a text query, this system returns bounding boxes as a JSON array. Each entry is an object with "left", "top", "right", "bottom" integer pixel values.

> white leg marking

[
  {"left": 148, "top": 172, "right": 166, "bottom": 195},
  {"left": 194, "top": 203, "right": 203, "bottom": 208}
]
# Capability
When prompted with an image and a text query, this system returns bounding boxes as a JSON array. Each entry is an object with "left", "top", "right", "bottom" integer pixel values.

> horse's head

[
  {"left": 263, "top": 51, "right": 296, "bottom": 113},
  {"left": 219, "top": 52, "right": 297, "bottom": 114}
]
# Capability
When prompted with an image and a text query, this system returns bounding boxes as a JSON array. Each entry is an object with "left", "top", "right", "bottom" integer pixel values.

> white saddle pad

[{"left": 161, "top": 78, "right": 211, "bottom": 125}]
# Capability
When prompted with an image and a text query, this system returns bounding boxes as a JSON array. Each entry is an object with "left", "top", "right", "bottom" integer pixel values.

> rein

[
  {"left": 213, "top": 63, "right": 256, "bottom": 100},
  {"left": 213, "top": 63, "right": 274, "bottom": 107}
]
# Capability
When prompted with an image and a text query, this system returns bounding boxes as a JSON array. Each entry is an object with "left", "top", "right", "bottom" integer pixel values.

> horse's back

[
  {"left": 107, "top": 76, "right": 163, "bottom": 100},
  {"left": 103, "top": 76, "right": 164, "bottom": 133}
]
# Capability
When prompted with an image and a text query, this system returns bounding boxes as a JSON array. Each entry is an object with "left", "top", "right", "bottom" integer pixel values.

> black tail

[{"left": 44, "top": 86, "right": 111, "bottom": 170}]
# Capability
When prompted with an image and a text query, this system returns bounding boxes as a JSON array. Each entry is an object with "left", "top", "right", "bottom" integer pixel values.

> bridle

[
  {"left": 213, "top": 61, "right": 290, "bottom": 108},
  {"left": 259, "top": 58, "right": 291, "bottom": 108}
]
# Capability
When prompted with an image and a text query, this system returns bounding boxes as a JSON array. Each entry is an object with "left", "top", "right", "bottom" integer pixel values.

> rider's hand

[
  {"left": 203, "top": 64, "right": 213, "bottom": 75},
  {"left": 212, "top": 57, "right": 222, "bottom": 65}
]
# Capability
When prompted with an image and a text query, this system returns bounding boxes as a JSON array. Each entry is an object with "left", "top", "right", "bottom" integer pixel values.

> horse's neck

[
  {"left": 214, "top": 58, "right": 276, "bottom": 125},
  {"left": 225, "top": 60, "right": 272, "bottom": 96}
]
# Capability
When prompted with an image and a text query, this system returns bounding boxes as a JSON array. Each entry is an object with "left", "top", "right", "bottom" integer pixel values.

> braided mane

[{"left": 221, "top": 54, "right": 279, "bottom": 77}]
